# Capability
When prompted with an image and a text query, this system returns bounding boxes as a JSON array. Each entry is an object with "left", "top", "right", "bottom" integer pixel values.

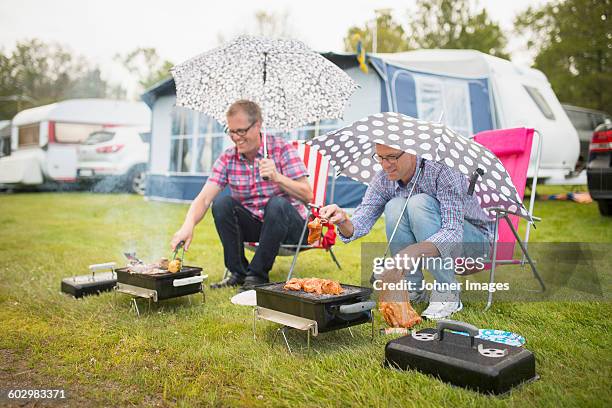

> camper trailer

[
  {"left": 367, "top": 49, "right": 580, "bottom": 181},
  {"left": 0, "top": 99, "right": 150, "bottom": 188}
]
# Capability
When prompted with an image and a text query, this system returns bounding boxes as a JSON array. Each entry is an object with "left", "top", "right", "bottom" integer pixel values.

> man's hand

[
  {"left": 319, "top": 204, "right": 348, "bottom": 225},
  {"left": 257, "top": 158, "right": 278, "bottom": 182},
  {"left": 171, "top": 225, "right": 194, "bottom": 251}
]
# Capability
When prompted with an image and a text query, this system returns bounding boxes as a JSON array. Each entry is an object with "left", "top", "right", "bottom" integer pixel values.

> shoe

[
  {"left": 409, "top": 291, "right": 429, "bottom": 304},
  {"left": 239, "top": 275, "right": 270, "bottom": 292},
  {"left": 210, "top": 274, "right": 245, "bottom": 289},
  {"left": 421, "top": 300, "right": 463, "bottom": 320}
]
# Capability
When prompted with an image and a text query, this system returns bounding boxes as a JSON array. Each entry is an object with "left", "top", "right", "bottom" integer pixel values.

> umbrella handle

[
  {"left": 262, "top": 129, "right": 269, "bottom": 180},
  {"left": 467, "top": 168, "right": 485, "bottom": 196}
]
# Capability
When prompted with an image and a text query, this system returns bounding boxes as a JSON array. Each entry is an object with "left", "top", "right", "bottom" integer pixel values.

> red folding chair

[
  {"left": 471, "top": 128, "right": 546, "bottom": 310},
  {"left": 242, "top": 141, "right": 342, "bottom": 280}
]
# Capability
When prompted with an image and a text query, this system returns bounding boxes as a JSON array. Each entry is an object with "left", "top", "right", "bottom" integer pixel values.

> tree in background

[
  {"left": 0, "top": 39, "right": 125, "bottom": 120},
  {"left": 515, "top": 0, "right": 611, "bottom": 112},
  {"left": 115, "top": 47, "right": 174, "bottom": 93},
  {"left": 217, "top": 9, "right": 294, "bottom": 46},
  {"left": 344, "top": 10, "right": 411, "bottom": 53},
  {"left": 408, "top": 0, "right": 508, "bottom": 58}
]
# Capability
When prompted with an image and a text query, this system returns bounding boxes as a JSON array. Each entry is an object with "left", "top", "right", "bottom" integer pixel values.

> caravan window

[
  {"left": 18, "top": 123, "right": 39, "bottom": 147},
  {"left": 0, "top": 136, "right": 10, "bottom": 157},
  {"left": 414, "top": 75, "right": 473, "bottom": 137},
  {"left": 55, "top": 123, "right": 104, "bottom": 143},
  {"left": 523, "top": 86, "right": 555, "bottom": 120},
  {"left": 170, "top": 107, "right": 195, "bottom": 173}
]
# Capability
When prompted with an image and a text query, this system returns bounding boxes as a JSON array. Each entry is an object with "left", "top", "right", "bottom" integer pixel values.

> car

[
  {"left": 587, "top": 122, "right": 612, "bottom": 216},
  {"left": 77, "top": 127, "right": 150, "bottom": 194},
  {"left": 563, "top": 104, "right": 612, "bottom": 171}
]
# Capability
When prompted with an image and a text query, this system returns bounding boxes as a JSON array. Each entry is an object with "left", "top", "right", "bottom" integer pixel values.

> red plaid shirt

[{"left": 207, "top": 135, "right": 309, "bottom": 220}]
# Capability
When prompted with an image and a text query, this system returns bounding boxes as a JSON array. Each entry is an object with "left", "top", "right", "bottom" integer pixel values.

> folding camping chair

[
  {"left": 470, "top": 128, "right": 546, "bottom": 310},
  {"left": 226, "top": 141, "right": 342, "bottom": 281}
]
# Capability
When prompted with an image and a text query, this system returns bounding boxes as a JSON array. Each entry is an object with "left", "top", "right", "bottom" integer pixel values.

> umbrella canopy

[
  {"left": 171, "top": 35, "right": 358, "bottom": 131},
  {"left": 307, "top": 112, "right": 530, "bottom": 218}
]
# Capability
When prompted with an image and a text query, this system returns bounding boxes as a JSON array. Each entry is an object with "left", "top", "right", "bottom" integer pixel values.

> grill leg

[
  {"left": 252, "top": 308, "right": 257, "bottom": 340},
  {"left": 348, "top": 327, "right": 355, "bottom": 339},
  {"left": 371, "top": 312, "right": 375, "bottom": 342},
  {"left": 278, "top": 327, "right": 292, "bottom": 355},
  {"left": 131, "top": 298, "right": 140, "bottom": 317},
  {"left": 201, "top": 289, "right": 206, "bottom": 304}
]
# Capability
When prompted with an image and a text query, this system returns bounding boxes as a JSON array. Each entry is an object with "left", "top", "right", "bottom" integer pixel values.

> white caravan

[
  {"left": 368, "top": 50, "right": 580, "bottom": 181},
  {"left": 0, "top": 99, "right": 150, "bottom": 187}
]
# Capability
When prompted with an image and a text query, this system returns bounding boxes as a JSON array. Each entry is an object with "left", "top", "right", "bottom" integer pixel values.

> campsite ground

[{"left": 0, "top": 189, "right": 610, "bottom": 407}]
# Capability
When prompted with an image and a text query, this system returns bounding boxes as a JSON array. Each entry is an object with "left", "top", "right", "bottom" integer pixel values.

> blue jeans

[{"left": 384, "top": 194, "right": 490, "bottom": 300}]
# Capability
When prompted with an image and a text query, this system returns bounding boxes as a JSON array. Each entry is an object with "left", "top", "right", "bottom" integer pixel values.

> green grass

[{"left": 0, "top": 191, "right": 611, "bottom": 407}]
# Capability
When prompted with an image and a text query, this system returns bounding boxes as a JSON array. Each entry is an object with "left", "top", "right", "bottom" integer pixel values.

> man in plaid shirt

[
  {"left": 320, "top": 144, "right": 493, "bottom": 320},
  {"left": 171, "top": 100, "right": 312, "bottom": 291}
]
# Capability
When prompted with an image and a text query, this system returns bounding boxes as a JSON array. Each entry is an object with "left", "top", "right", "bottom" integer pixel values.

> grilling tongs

[{"left": 172, "top": 240, "right": 186, "bottom": 265}]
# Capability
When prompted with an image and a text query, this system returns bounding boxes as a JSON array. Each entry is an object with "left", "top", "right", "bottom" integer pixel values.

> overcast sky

[{"left": 0, "top": 0, "right": 547, "bottom": 97}]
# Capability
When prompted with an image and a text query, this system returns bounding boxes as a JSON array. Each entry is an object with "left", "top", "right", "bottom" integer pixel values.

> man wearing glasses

[
  {"left": 171, "top": 100, "right": 313, "bottom": 291},
  {"left": 320, "top": 144, "right": 492, "bottom": 320}
]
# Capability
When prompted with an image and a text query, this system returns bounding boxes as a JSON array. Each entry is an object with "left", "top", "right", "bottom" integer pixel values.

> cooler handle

[
  {"left": 437, "top": 320, "right": 479, "bottom": 348},
  {"left": 87, "top": 262, "right": 116, "bottom": 280}
]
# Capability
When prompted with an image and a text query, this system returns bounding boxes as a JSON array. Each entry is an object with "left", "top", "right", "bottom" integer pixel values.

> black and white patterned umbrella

[
  {"left": 307, "top": 112, "right": 530, "bottom": 218},
  {"left": 171, "top": 35, "right": 358, "bottom": 131}
]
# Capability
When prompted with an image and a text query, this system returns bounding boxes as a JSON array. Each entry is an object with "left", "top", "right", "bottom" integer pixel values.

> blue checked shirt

[{"left": 339, "top": 157, "right": 495, "bottom": 259}]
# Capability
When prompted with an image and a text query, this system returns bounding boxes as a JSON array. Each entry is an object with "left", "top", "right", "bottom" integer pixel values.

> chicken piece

[
  {"left": 321, "top": 279, "right": 344, "bottom": 295},
  {"left": 378, "top": 301, "right": 422, "bottom": 329},
  {"left": 307, "top": 217, "right": 323, "bottom": 245},
  {"left": 283, "top": 278, "right": 305, "bottom": 291},
  {"left": 302, "top": 278, "right": 324, "bottom": 294},
  {"left": 167, "top": 259, "right": 182, "bottom": 273}
]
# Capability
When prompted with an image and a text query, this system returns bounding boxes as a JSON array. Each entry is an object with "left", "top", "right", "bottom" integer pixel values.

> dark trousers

[{"left": 211, "top": 195, "right": 307, "bottom": 279}]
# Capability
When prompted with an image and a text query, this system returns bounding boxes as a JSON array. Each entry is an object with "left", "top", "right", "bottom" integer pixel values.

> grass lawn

[{"left": 0, "top": 191, "right": 610, "bottom": 407}]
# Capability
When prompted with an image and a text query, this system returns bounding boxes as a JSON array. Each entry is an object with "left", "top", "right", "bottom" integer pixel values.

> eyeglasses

[
  {"left": 226, "top": 121, "right": 256, "bottom": 137},
  {"left": 372, "top": 151, "right": 405, "bottom": 164}
]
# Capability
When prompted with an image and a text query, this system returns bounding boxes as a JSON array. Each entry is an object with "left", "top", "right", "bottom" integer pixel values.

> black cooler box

[{"left": 384, "top": 320, "right": 537, "bottom": 394}]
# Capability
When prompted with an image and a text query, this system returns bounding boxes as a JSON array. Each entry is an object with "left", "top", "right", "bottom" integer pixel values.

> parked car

[
  {"left": 563, "top": 104, "right": 612, "bottom": 171},
  {"left": 77, "top": 127, "right": 150, "bottom": 194},
  {"left": 587, "top": 122, "right": 612, "bottom": 216}
]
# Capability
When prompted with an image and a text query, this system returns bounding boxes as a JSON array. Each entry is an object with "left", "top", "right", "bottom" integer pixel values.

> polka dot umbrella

[
  {"left": 171, "top": 35, "right": 358, "bottom": 132},
  {"left": 307, "top": 112, "right": 531, "bottom": 219}
]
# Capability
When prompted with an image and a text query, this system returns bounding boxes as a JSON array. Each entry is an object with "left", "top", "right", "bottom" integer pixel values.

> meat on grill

[
  {"left": 127, "top": 257, "right": 176, "bottom": 275},
  {"left": 283, "top": 278, "right": 344, "bottom": 295}
]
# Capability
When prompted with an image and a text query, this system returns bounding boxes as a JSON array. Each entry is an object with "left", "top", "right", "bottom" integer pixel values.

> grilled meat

[
  {"left": 283, "top": 277, "right": 344, "bottom": 295},
  {"left": 168, "top": 259, "right": 182, "bottom": 273},
  {"left": 307, "top": 217, "right": 322, "bottom": 245}
]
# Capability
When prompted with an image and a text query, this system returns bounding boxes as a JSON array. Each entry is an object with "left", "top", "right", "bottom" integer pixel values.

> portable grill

[
  {"left": 115, "top": 266, "right": 207, "bottom": 315},
  {"left": 253, "top": 282, "right": 375, "bottom": 352}
]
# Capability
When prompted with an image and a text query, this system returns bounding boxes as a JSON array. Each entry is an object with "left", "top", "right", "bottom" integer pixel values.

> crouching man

[
  {"left": 171, "top": 100, "right": 312, "bottom": 292},
  {"left": 320, "top": 143, "right": 493, "bottom": 319}
]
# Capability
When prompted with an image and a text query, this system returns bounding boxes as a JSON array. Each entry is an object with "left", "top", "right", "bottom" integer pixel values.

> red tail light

[
  {"left": 590, "top": 130, "right": 612, "bottom": 153},
  {"left": 96, "top": 144, "right": 124, "bottom": 154}
]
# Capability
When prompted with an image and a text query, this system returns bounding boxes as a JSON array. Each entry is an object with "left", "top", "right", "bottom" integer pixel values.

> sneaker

[
  {"left": 421, "top": 300, "right": 463, "bottom": 320},
  {"left": 239, "top": 275, "right": 270, "bottom": 292},
  {"left": 210, "top": 274, "right": 245, "bottom": 289},
  {"left": 409, "top": 291, "right": 429, "bottom": 304}
]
